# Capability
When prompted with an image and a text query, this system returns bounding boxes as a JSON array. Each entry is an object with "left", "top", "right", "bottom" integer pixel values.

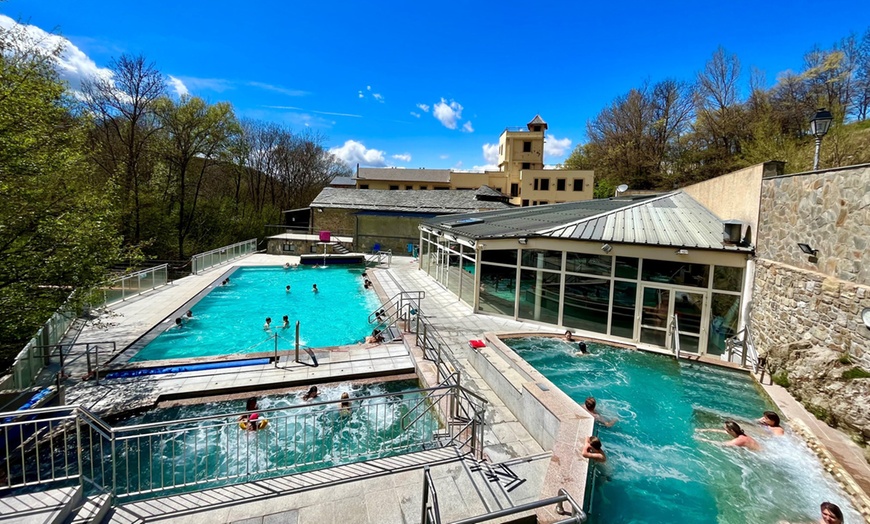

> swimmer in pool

[
  {"left": 581, "top": 436, "right": 606, "bottom": 463},
  {"left": 286, "top": 285, "right": 291, "bottom": 293},
  {"left": 284, "top": 262, "right": 291, "bottom": 269},
  {"left": 696, "top": 420, "right": 761, "bottom": 451},
  {"left": 584, "top": 397, "right": 617, "bottom": 427},
  {"left": 312, "top": 284, "right": 318, "bottom": 293},
  {"left": 302, "top": 386, "right": 319, "bottom": 401},
  {"left": 185, "top": 310, "right": 193, "bottom": 320},
  {"left": 564, "top": 330, "right": 574, "bottom": 341},
  {"left": 239, "top": 397, "right": 260, "bottom": 430},
  {"left": 575, "top": 341, "right": 589, "bottom": 356},
  {"left": 281, "top": 315, "right": 289, "bottom": 328},
  {"left": 819, "top": 501, "right": 844, "bottom": 524},
  {"left": 759, "top": 410, "right": 785, "bottom": 436},
  {"left": 339, "top": 392, "right": 352, "bottom": 416},
  {"left": 264, "top": 317, "right": 272, "bottom": 330},
  {"left": 175, "top": 317, "right": 183, "bottom": 329}
]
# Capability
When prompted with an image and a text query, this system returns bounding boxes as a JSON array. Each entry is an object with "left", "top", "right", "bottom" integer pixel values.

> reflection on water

[{"left": 507, "top": 337, "right": 861, "bottom": 524}]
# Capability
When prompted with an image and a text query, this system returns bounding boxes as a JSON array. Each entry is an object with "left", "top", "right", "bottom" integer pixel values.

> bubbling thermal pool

[{"left": 505, "top": 337, "right": 861, "bottom": 524}]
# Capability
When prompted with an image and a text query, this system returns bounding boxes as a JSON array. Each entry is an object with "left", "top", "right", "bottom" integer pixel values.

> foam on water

[{"left": 506, "top": 337, "right": 862, "bottom": 524}]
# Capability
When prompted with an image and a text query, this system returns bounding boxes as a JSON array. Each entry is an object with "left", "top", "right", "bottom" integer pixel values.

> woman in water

[
  {"left": 564, "top": 330, "right": 574, "bottom": 341},
  {"left": 584, "top": 397, "right": 617, "bottom": 427},
  {"left": 239, "top": 397, "right": 260, "bottom": 431},
  {"left": 302, "top": 386, "right": 319, "bottom": 401},
  {"left": 759, "top": 410, "right": 785, "bottom": 436},
  {"left": 581, "top": 436, "right": 606, "bottom": 463},
  {"left": 819, "top": 501, "right": 844, "bottom": 524},
  {"left": 339, "top": 392, "right": 352, "bottom": 416},
  {"left": 697, "top": 420, "right": 761, "bottom": 451}
]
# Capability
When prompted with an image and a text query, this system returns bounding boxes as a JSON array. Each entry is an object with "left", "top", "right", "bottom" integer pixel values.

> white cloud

[
  {"left": 482, "top": 143, "right": 499, "bottom": 165},
  {"left": 432, "top": 98, "right": 463, "bottom": 129},
  {"left": 392, "top": 153, "right": 412, "bottom": 162},
  {"left": 439, "top": 154, "right": 449, "bottom": 160},
  {"left": 373, "top": 93, "right": 384, "bottom": 102},
  {"left": 0, "top": 15, "right": 112, "bottom": 92},
  {"left": 367, "top": 86, "right": 371, "bottom": 91},
  {"left": 416, "top": 103, "right": 430, "bottom": 112},
  {"left": 544, "top": 135, "right": 572, "bottom": 160},
  {"left": 168, "top": 75, "right": 189, "bottom": 97},
  {"left": 247, "top": 81, "right": 307, "bottom": 97},
  {"left": 462, "top": 121, "right": 474, "bottom": 133},
  {"left": 329, "top": 140, "right": 387, "bottom": 168},
  {"left": 410, "top": 111, "right": 421, "bottom": 118},
  {"left": 358, "top": 91, "right": 364, "bottom": 98}
]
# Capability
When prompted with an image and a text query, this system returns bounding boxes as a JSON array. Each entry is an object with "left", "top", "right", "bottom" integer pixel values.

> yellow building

[{"left": 353, "top": 115, "right": 594, "bottom": 206}]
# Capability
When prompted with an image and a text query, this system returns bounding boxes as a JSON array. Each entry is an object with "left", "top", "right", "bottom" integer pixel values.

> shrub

[
  {"left": 772, "top": 370, "right": 791, "bottom": 388},
  {"left": 838, "top": 353, "right": 853, "bottom": 365},
  {"left": 842, "top": 367, "right": 870, "bottom": 380}
]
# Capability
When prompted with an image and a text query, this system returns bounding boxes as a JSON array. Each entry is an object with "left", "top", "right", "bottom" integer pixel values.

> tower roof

[{"left": 527, "top": 115, "right": 548, "bottom": 131}]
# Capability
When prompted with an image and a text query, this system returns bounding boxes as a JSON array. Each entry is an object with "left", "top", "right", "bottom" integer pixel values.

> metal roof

[
  {"left": 310, "top": 187, "right": 513, "bottom": 214},
  {"left": 356, "top": 167, "right": 452, "bottom": 183},
  {"left": 423, "top": 191, "right": 751, "bottom": 252}
]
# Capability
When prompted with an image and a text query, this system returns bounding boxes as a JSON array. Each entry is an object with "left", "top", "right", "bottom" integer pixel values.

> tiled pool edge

[{"left": 472, "top": 332, "right": 595, "bottom": 523}]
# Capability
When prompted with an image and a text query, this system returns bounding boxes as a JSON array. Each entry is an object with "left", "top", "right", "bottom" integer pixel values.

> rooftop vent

[{"left": 723, "top": 220, "right": 744, "bottom": 244}]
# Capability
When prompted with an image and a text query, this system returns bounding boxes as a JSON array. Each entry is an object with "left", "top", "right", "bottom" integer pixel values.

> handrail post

[
  {"left": 294, "top": 321, "right": 300, "bottom": 364},
  {"left": 421, "top": 466, "right": 431, "bottom": 524},
  {"left": 75, "top": 408, "right": 83, "bottom": 488}
]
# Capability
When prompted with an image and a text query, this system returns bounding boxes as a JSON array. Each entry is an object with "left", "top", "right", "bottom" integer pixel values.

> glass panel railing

[{"left": 189, "top": 239, "right": 257, "bottom": 275}]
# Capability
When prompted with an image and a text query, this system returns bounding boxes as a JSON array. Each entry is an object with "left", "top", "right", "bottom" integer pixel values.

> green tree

[{"left": 0, "top": 23, "right": 123, "bottom": 368}]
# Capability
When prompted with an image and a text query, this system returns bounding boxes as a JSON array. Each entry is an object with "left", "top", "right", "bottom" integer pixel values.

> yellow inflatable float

[{"left": 239, "top": 417, "right": 268, "bottom": 431}]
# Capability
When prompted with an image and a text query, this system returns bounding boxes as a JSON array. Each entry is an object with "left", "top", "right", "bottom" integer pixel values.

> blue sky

[{"left": 3, "top": 1, "right": 868, "bottom": 171}]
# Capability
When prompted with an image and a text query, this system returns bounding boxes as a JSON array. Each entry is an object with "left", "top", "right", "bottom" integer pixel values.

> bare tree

[{"left": 81, "top": 54, "right": 165, "bottom": 244}]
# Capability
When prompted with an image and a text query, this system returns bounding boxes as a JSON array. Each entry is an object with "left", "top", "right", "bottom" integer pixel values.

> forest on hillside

[
  {"left": 565, "top": 29, "right": 870, "bottom": 197},
  {"left": 0, "top": 23, "right": 350, "bottom": 366}
]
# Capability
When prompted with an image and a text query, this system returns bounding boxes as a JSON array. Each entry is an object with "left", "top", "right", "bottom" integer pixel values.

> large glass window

[
  {"left": 420, "top": 239, "right": 430, "bottom": 273},
  {"left": 641, "top": 259, "right": 709, "bottom": 288},
  {"left": 446, "top": 246, "right": 461, "bottom": 296},
  {"left": 611, "top": 282, "right": 637, "bottom": 338},
  {"left": 481, "top": 249, "right": 517, "bottom": 265},
  {"left": 615, "top": 257, "right": 639, "bottom": 279},
  {"left": 479, "top": 264, "right": 517, "bottom": 316},
  {"left": 520, "top": 249, "right": 562, "bottom": 270},
  {"left": 566, "top": 253, "right": 611, "bottom": 276},
  {"left": 713, "top": 266, "right": 744, "bottom": 292},
  {"left": 562, "top": 275, "right": 609, "bottom": 334},
  {"left": 460, "top": 255, "right": 475, "bottom": 305},
  {"left": 518, "top": 269, "right": 560, "bottom": 325},
  {"left": 708, "top": 293, "right": 741, "bottom": 356}
]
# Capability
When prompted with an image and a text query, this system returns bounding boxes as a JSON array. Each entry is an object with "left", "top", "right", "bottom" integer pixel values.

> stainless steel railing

[
  {"left": 191, "top": 239, "right": 257, "bottom": 274},
  {"left": 0, "top": 383, "right": 483, "bottom": 503},
  {"left": 88, "top": 264, "right": 170, "bottom": 309}
]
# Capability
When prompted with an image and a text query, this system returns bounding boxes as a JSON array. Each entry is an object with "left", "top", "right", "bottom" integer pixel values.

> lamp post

[{"left": 809, "top": 108, "right": 833, "bottom": 170}]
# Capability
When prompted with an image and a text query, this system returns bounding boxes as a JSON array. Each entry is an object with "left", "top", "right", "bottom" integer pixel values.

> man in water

[
  {"left": 281, "top": 315, "right": 290, "bottom": 328},
  {"left": 820, "top": 501, "right": 844, "bottom": 524},
  {"left": 263, "top": 317, "right": 272, "bottom": 330},
  {"left": 312, "top": 284, "right": 318, "bottom": 293},
  {"left": 576, "top": 341, "right": 589, "bottom": 355},
  {"left": 759, "top": 410, "right": 785, "bottom": 436},
  {"left": 584, "top": 397, "right": 617, "bottom": 427}
]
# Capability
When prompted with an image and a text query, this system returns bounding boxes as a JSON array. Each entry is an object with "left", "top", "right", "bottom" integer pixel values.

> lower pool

[
  {"left": 131, "top": 266, "right": 380, "bottom": 361},
  {"left": 505, "top": 337, "right": 861, "bottom": 524},
  {"left": 105, "top": 381, "right": 441, "bottom": 499}
]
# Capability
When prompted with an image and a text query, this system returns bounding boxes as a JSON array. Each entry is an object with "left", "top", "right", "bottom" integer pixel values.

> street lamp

[{"left": 809, "top": 108, "right": 833, "bottom": 170}]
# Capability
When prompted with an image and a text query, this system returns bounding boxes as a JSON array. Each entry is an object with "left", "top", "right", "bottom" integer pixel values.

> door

[{"left": 639, "top": 286, "right": 707, "bottom": 354}]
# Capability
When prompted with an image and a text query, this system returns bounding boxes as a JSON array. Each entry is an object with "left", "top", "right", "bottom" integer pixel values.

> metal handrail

[
  {"left": 90, "top": 263, "right": 170, "bottom": 309},
  {"left": 670, "top": 314, "right": 681, "bottom": 360},
  {"left": 725, "top": 326, "right": 759, "bottom": 369},
  {"left": 191, "top": 238, "right": 257, "bottom": 274}
]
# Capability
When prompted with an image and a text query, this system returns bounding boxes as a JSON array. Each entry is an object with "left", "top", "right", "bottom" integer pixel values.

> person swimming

[
  {"left": 576, "top": 341, "right": 589, "bottom": 355},
  {"left": 339, "top": 392, "right": 352, "bottom": 416},
  {"left": 581, "top": 435, "right": 606, "bottom": 463},
  {"left": 175, "top": 317, "right": 183, "bottom": 329},
  {"left": 283, "top": 262, "right": 291, "bottom": 269},
  {"left": 281, "top": 315, "right": 289, "bottom": 328},
  {"left": 565, "top": 330, "right": 574, "bottom": 341},
  {"left": 759, "top": 410, "right": 785, "bottom": 436},
  {"left": 239, "top": 397, "right": 260, "bottom": 431},
  {"left": 584, "top": 396, "right": 617, "bottom": 427},
  {"left": 285, "top": 285, "right": 291, "bottom": 293},
  {"left": 312, "top": 284, "right": 318, "bottom": 293},
  {"left": 263, "top": 317, "right": 272, "bottom": 330},
  {"left": 185, "top": 310, "right": 193, "bottom": 319},
  {"left": 696, "top": 420, "right": 761, "bottom": 451},
  {"left": 302, "top": 386, "right": 319, "bottom": 401},
  {"left": 819, "top": 501, "right": 844, "bottom": 524}
]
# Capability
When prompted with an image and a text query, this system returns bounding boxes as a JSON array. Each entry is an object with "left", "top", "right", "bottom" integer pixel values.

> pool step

[
  {"left": 460, "top": 457, "right": 520, "bottom": 514},
  {"left": 0, "top": 485, "right": 81, "bottom": 524},
  {"left": 64, "top": 493, "right": 111, "bottom": 524}
]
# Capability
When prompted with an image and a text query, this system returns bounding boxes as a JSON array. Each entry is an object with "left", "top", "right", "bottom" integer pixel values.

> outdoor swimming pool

[
  {"left": 505, "top": 337, "right": 861, "bottom": 524},
  {"left": 102, "top": 381, "right": 441, "bottom": 499},
  {"left": 131, "top": 266, "right": 380, "bottom": 361}
]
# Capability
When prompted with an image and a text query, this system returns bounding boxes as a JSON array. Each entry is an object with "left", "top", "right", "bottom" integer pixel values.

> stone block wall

[
  {"left": 757, "top": 164, "right": 870, "bottom": 284},
  {"left": 753, "top": 259, "right": 870, "bottom": 366}
]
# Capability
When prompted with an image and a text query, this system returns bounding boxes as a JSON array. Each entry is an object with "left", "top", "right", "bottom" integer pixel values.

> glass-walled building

[{"left": 419, "top": 192, "right": 752, "bottom": 357}]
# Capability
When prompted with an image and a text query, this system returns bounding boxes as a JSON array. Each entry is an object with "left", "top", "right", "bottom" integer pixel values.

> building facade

[{"left": 354, "top": 116, "right": 594, "bottom": 206}]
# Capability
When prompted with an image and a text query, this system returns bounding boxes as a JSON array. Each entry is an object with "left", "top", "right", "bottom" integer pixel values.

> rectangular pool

[
  {"left": 131, "top": 266, "right": 380, "bottom": 361},
  {"left": 504, "top": 337, "right": 861, "bottom": 524}
]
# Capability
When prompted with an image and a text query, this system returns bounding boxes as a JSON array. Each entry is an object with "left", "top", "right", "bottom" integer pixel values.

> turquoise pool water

[
  {"left": 109, "top": 381, "right": 440, "bottom": 498},
  {"left": 506, "top": 338, "right": 861, "bottom": 524},
  {"left": 131, "top": 266, "right": 380, "bottom": 361}
]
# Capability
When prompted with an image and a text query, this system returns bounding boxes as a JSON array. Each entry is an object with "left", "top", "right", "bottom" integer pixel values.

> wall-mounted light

[
  {"left": 862, "top": 308, "right": 870, "bottom": 330},
  {"left": 518, "top": 238, "right": 528, "bottom": 245},
  {"left": 316, "top": 208, "right": 323, "bottom": 213},
  {"left": 601, "top": 243, "right": 612, "bottom": 253},
  {"left": 676, "top": 249, "right": 689, "bottom": 255},
  {"left": 797, "top": 243, "right": 818, "bottom": 256}
]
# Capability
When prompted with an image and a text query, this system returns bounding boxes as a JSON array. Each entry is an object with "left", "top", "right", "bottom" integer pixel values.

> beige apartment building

[{"left": 353, "top": 116, "right": 594, "bottom": 206}]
